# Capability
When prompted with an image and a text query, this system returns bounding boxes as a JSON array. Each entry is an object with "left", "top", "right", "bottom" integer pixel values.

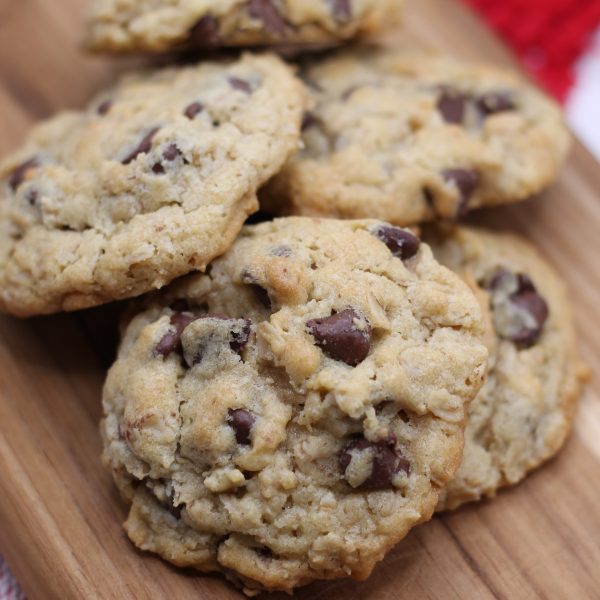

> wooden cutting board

[{"left": 0, "top": 1, "right": 599, "bottom": 598}]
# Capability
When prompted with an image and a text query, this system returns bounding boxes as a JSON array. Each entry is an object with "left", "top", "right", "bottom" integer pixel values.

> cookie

[
  {"left": 424, "top": 225, "right": 588, "bottom": 511},
  {"left": 261, "top": 48, "right": 570, "bottom": 225},
  {"left": 101, "top": 217, "right": 488, "bottom": 594},
  {"left": 0, "top": 53, "right": 307, "bottom": 316},
  {"left": 86, "top": 0, "right": 402, "bottom": 54}
]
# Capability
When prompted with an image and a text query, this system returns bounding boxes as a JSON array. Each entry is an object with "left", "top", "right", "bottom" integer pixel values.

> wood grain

[{"left": 0, "top": 0, "right": 599, "bottom": 598}]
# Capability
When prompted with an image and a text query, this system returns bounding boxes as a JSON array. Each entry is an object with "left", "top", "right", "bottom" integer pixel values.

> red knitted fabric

[{"left": 464, "top": 0, "right": 600, "bottom": 101}]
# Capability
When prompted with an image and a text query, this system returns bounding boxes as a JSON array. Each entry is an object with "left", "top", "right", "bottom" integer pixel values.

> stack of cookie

[{"left": 0, "top": 0, "right": 588, "bottom": 595}]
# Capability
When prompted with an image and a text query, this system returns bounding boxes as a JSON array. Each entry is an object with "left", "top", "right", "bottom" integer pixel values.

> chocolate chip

[
  {"left": 437, "top": 87, "right": 467, "bottom": 124},
  {"left": 442, "top": 168, "right": 480, "bottom": 217},
  {"left": 230, "top": 319, "right": 252, "bottom": 354},
  {"left": 247, "top": 0, "right": 289, "bottom": 34},
  {"left": 97, "top": 99, "right": 113, "bottom": 116},
  {"left": 152, "top": 144, "right": 182, "bottom": 174},
  {"left": 329, "top": 0, "right": 352, "bottom": 21},
  {"left": 339, "top": 435, "right": 409, "bottom": 490},
  {"left": 154, "top": 312, "right": 198, "bottom": 357},
  {"left": 122, "top": 127, "right": 160, "bottom": 165},
  {"left": 306, "top": 308, "right": 371, "bottom": 367},
  {"left": 9, "top": 157, "right": 40, "bottom": 191},
  {"left": 510, "top": 291, "right": 549, "bottom": 345},
  {"left": 228, "top": 77, "right": 252, "bottom": 94},
  {"left": 162, "top": 144, "right": 181, "bottom": 161},
  {"left": 374, "top": 226, "right": 420, "bottom": 261},
  {"left": 477, "top": 92, "right": 515, "bottom": 116},
  {"left": 516, "top": 273, "right": 536, "bottom": 293},
  {"left": 189, "top": 15, "right": 220, "bottom": 46},
  {"left": 487, "top": 270, "right": 549, "bottom": 347},
  {"left": 508, "top": 274, "right": 548, "bottom": 345},
  {"left": 184, "top": 101, "right": 204, "bottom": 119},
  {"left": 227, "top": 409, "right": 255, "bottom": 445}
]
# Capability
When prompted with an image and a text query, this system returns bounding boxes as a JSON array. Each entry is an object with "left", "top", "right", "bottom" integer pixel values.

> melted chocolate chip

[
  {"left": 374, "top": 226, "right": 420, "bottom": 261},
  {"left": 227, "top": 408, "right": 255, "bottom": 445},
  {"left": 247, "top": 0, "right": 289, "bottom": 34},
  {"left": 122, "top": 127, "right": 160, "bottom": 165},
  {"left": 477, "top": 92, "right": 515, "bottom": 116},
  {"left": 9, "top": 157, "right": 40, "bottom": 191},
  {"left": 154, "top": 312, "right": 198, "bottom": 357},
  {"left": 97, "top": 99, "right": 113, "bottom": 116},
  {"left": 306, "top": 308, "right": 371, "bottom": 367},
  {"left": 442, "top": 168, "right": 480, "bottom": 217},
  {"left": 184, "top": 101, "right": 204, "bottom": 119},
  {"left": 340, "top": 435, "right": 410, "bottom": 489},
  {"left": 229, "top": 77, "right": 252, "bottom": 94},
  {"left": 437, "top": 87, "right": 467, "bottom": 124},
  {"left": 189, "top": 15, "right": 220, "bottom": 46},
  {"left": 230, "top": 319, "right": 252, "bottom": 354},
  {"left": 329, "top": 0, "right": 352, "bottom": 21}
]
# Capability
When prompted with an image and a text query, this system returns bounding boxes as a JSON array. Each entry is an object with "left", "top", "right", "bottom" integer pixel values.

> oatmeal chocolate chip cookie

[
  {"left": 102, "top": 217, "right": 488, "bottom": 594},
  {"left": 0, "top": 53, "right": 307, "bottom": 316},
  {"left": 86, "top": 0, "right": 402, "bottom": 54},
  {"left": 424, "top": 225, "right": 588, "bottom": 511},
  {"left": 261, "top": 48, "right": 570, "bottom": 225}
]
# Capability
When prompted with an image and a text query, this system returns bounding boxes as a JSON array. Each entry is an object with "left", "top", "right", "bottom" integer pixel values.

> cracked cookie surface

[
  {"left": 425, "top": 225, "right": 588, "bottom": 511},
  {"left": 86, "top": 0, "right": 402, "bottom": 53},
  {"left": 0, "top": 53, "right": 306, "bottom": 316},
  {"left": 101, "top": 217, "right": 488, "bottom": 594},
  {"left": 262, "top": 48, "right": 570, "bottom": 226}
]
